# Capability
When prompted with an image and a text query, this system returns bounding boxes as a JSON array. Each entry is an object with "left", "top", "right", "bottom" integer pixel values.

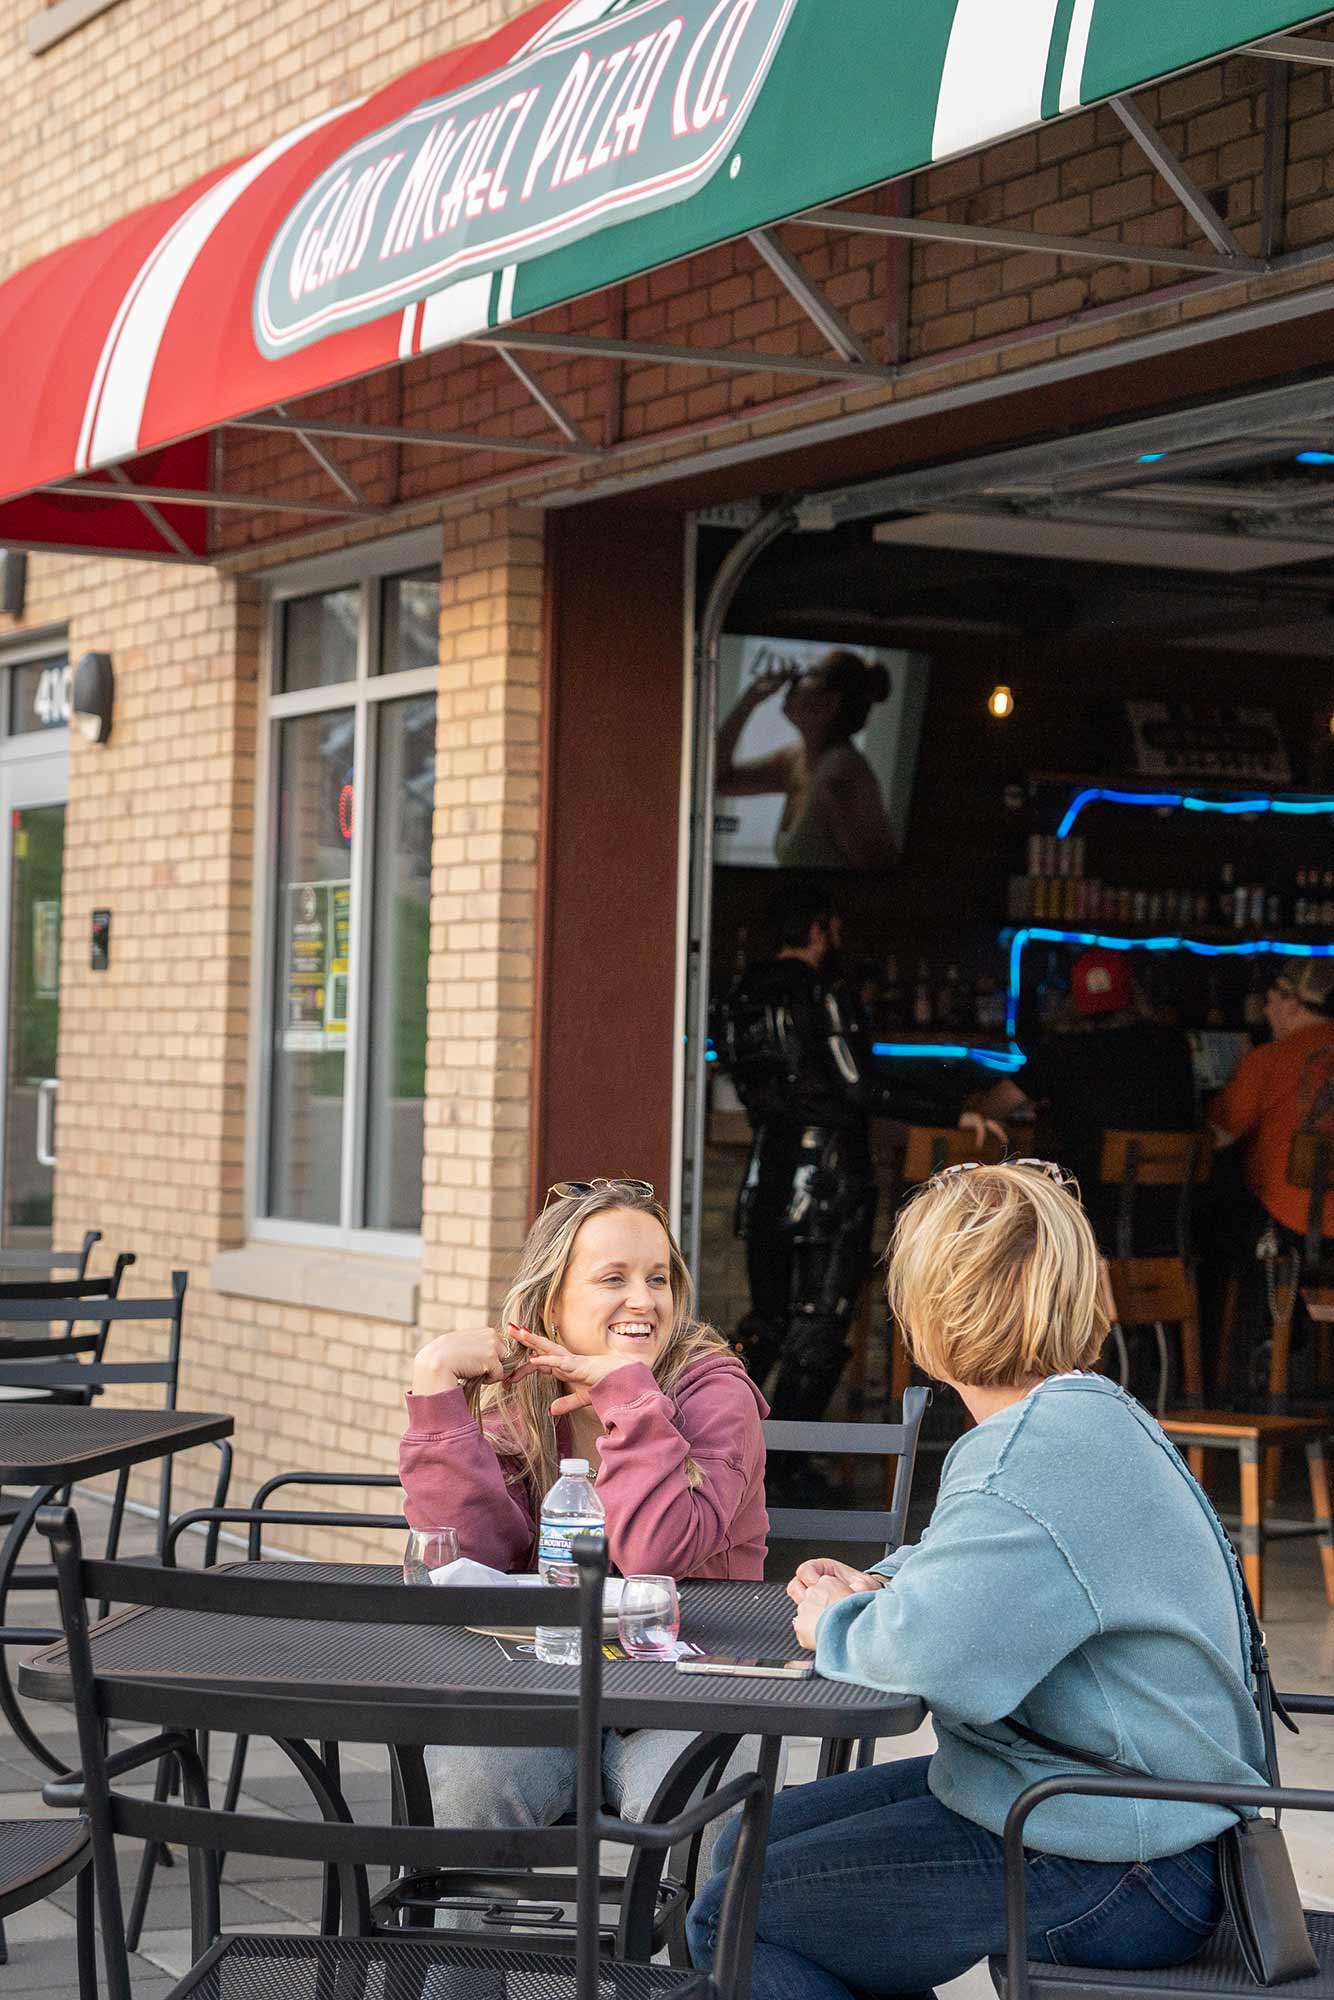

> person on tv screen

[{"left": 716, "top": 647, "right": 899, "bottom": 870}]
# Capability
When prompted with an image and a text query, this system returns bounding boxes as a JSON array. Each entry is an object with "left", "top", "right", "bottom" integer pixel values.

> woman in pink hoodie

[{"left": 401, "top": 1179, "right": 769, "bottom": 1848}]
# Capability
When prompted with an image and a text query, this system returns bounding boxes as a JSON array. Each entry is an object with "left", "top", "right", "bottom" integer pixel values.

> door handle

[{"left": 35, "top": 1077, "right": 57, "bottom": 1169}]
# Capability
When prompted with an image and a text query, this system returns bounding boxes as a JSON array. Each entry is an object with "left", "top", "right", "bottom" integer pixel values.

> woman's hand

[
  {"left": 792, "top": 1573, "right": 857, "bottom": 1652},
  {"left": 787, "top": 1557, "right": 885, "bottom": 1606},
  {"left": 508, "top": 1327, "right": 641, "bottom": 1418},
  {"left": 411, "top": 1326, "right": 510, "bottom": 1396}
]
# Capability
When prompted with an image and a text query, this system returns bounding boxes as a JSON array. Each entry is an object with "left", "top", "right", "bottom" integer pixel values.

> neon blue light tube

[
  {"left": 873, "top": 1041, "right": 1027, "bottom": 1073},
  {"left": 1057, "top": 787, "right": 1334, "bottom": 839},
  {"left": 1006, "top": 928, "right": 1334, "bottom": 1038}
]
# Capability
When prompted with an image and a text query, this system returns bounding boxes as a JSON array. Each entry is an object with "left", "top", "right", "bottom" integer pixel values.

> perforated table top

[
  {"left": 21, "top": 1561, "right": 923, "bottom": 1742},
  {"left": 0, "top": 1405, "right": 233, "bottom": 1484}
]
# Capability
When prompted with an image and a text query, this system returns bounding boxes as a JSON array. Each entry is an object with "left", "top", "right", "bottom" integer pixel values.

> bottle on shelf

[
  {"left": 912, "top": 958, "right": 934, "bottom": 1029},
  {"left": 881, "top": 953, "right": 905, "bottom": 1029},
  {"left": 937, "top": 963, "right": 963, "bottom": 1030},
  {"left": 1204, "top": 972, "right": 1225, "bottom": 1030},
  {"left": 1036, "top": 951, "right": 1066, "bottom": 1030}
]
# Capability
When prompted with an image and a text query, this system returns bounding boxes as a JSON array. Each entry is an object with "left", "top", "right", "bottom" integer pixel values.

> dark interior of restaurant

[{"left": 696, "top": 505, "right": 1334, "bottom": 1524}]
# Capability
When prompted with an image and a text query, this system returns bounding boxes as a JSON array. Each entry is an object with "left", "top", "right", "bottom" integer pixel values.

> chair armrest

[
  {"left": 42, "top": 1730, "right": 193, "bottom": 1807},
  {"left": 599, "top": 1770, "right": 767, "bottom": 1853},
  {"left": 164, "top": 1504, "right": 406, "bottom": 1565},
  {"left": 1001, "top": 1771, "right": 1334, "bottom": 2000}
]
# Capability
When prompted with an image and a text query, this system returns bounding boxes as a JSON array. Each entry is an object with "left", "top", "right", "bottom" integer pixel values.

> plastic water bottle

[{"left": 535, "top": 1458, "right": 605, "bottom": 1665}]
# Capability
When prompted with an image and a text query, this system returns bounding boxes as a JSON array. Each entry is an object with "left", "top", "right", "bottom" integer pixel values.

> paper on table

[{"left": 427, "top": 1556, "right": 626, "bottom": 1608}]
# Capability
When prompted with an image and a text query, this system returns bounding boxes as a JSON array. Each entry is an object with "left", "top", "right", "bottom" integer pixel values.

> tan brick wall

[{"left": 0, "top": 504, "right": 544, "bottom": 1557}]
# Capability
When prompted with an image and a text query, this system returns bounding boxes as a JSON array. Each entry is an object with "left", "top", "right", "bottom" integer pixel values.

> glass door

[{"left": 0, "top": 782, "right": 66, "bottom": 1248}]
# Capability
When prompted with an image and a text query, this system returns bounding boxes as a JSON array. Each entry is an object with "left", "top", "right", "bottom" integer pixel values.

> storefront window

[
  {"left": 267, "top": 712, "right": 353, "bottom": 1226},
  {"left": 364, "top": 695, "right": 434, "bottom": 1231},
  {"left": 260, "top": 552, "right": 439, "bottom": 1242}
]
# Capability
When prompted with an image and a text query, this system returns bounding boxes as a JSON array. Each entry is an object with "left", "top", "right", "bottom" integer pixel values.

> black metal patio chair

[
  {"left": 38, "top": 1507, "right": 769, "bottom": 2000},
  {"left": 992, "top": 1695, "right": 1334, "bottom": 2000},
  {"left": 0, "top": 1260, "right": 136, "bottom": 1411},
  {"left": 157, "top": 1472, "right": 698, "bottom": 1962},
  {"left": 120, "top": 1469, "right": 410, "bottom": 1950},
  {"left": 0, "top": 1815, "right": 93, "bottom": 1995},
  {"left": 0, "top": 1275, "right": 233, "bottom": 1773},
  {"left": 762, "top": 1389, "right": 931, "bottom": 1778}
]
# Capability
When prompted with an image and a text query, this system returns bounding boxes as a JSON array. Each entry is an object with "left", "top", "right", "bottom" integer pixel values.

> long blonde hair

[
  {"left": 466, "top": 1183, "right": 727, "bottom": 1503},
  {"left": 886, "top": 1162, "right": 1108, "bottom": 1388}
]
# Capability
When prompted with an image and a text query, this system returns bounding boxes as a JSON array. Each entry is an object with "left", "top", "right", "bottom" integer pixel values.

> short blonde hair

[{"left": 885, "top": 1163, "right": 1107, "bottom": 1388}]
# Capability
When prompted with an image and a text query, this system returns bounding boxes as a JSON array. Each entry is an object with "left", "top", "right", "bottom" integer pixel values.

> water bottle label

[{"left": 539, "top": 1516, "right": 605, "bottom": 1568}]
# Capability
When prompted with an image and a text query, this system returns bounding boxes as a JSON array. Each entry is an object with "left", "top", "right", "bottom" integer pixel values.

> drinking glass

[
  {"left": 617, "top": 1575, "right": 681, "bottom": 1658},
  {"left": 403, "top": 1527, "right": 459, "bottom": 1585}
]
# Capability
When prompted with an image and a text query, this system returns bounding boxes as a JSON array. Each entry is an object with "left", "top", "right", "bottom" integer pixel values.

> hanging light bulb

[{"left": 988, "top": 683, "right": 1014, "bottom": 720}]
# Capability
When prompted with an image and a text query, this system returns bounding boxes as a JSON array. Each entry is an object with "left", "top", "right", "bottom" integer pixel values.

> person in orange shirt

[
  {"left": 1210, "top": 960, "right": 1334, "bottom": 1389},
  {"left": 1211, "top": 959, "right": 1334, "bottom": 1239}
]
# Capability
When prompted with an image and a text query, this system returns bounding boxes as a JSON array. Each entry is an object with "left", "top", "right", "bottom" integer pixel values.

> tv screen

[{"left": 713, "top": 635, "right": 930, "bottom": 871}]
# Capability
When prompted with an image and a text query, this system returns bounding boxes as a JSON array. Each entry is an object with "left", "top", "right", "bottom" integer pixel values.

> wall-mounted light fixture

[
  {"left": 988, "top": 683, "right": 1014, "bottom": 719},
  {"left": 71, "top": 651, "right": 114, "bottom": 744},
  {"left": 0, "top": 552, "right": 26, "bottom": 619}
]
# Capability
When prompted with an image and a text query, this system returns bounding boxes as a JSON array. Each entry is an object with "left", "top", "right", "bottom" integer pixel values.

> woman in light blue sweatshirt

[{"left": 689, "top": 1161, "right": 1267, "bottom": 2000}]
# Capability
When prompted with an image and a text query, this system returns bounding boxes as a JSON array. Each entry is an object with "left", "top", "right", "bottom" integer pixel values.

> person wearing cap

[
  {"left": 976, "top": 949, "right": 1197, "bottom": 1252},
  {"left": 1210, "top": 958, "right": 1334, "bottom": 1248}
]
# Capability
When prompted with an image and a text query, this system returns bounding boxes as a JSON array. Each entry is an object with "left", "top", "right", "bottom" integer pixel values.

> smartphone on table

[{"left": 677, "top": 1655, "right": 813, "bottom": 1680}]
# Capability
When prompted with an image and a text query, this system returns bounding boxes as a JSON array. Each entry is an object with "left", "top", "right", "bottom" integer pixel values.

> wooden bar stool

[
  {"left": 885, "top": 1124, "right": 1005, "bottom": 1403},
  {"left": 1153, "top": 1409, "right": 1334, "bottom": 1617},
  {"left": 1259, "top": 1134, "right": 1334, "bottom": 1503},
  {"left": 1098, "top": 1129, "right": 1211, "bottom": 1407}
]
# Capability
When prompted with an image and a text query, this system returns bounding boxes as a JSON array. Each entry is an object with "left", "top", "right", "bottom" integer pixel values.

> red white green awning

[{"left": 2, "top": 0, "right": 1332, "bottom": 557}]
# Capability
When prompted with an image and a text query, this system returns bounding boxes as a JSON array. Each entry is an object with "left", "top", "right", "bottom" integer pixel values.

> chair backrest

[
  {"left": 0, "top": 1255, "right": 135, "bottom": 1364},
  {"left": 0, "top": 1271, "right": 185, "bottom": 1393},
  {"left": 899, "top": 1126, "right": 1001, "bottom": 1183},
  {"left": 1289, "top": 1132, "right": 1333, "bottom": 1275},
  {"left": 1097, "top": 1128, "right": 1210, "bottom": 1259},
  {"left": 0, "top": 1229, "right": 99, "bottom": 1278},
  {"left": 1103, "top": 1254, "right": 1198, "bottom": 1331},
  {"left": 40, "top": 1506, "right": 608, "bottom": 2000},
  {"left": 762, "top": 1385, "right": 931, "bottom": 1548}
]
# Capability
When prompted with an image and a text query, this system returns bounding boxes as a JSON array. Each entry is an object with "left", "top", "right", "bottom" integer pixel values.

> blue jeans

[{"left": 688, "top": 1756, "right": 1222, "bottom": 2000}]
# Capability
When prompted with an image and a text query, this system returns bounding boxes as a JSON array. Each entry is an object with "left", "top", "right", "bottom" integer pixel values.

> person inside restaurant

[
  {"left": 976, "top": 947, "right": 1198, "bottom": 1251},
  {"left": 1209, "top": 958, "right": 1334, "bottom": 1365},
  {"left": 400, "top": 1179, "right": 769, "bottom": 1865},
  {"left": 715, "top": 883, "right": 998, "bottom": 1427},
  {"left": 689, "top": 1161, "right": 1267, "bottom": 2000}
]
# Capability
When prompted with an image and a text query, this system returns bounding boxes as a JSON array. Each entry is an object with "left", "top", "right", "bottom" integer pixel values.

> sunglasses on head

[
  {"left": 933, "top": 1157, "right": 1074, "bottom": 1188},
  {"left": 543, "top": 1177, "right": 655, "bottom": 1213}
]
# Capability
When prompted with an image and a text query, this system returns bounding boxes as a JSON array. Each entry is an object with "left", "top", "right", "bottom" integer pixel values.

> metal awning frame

[{"left": 27, "top": 14, "right": 1334, "bottom": 559}]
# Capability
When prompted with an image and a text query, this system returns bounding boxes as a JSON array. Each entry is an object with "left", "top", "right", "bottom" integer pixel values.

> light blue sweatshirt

[{"left": 815, "top": 1375, "right": 1267, "bottom": 1861}]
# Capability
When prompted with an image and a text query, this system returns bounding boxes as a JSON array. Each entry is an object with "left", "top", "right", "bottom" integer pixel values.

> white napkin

[{"left": 428, "top": 1556, "right": 625, "bottom": 1607}]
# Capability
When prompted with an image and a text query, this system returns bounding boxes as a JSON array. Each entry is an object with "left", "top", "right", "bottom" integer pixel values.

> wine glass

[
  {"left": 403, "top": 1527, "right": 459, "bottom": 1585},
  {"left": 617, "top": 1575, "right": 681, "bottom": 1658}
]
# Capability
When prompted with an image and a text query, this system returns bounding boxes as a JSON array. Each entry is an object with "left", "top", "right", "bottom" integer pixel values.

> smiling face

[{"left": 550, "top": 1207, "right": 674, "bottom": 1369}]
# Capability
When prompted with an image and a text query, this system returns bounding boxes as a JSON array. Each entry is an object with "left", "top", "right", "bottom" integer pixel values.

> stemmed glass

[
  {"left": 617, "top": 1576, "right": 681, "bottom": 1658},
  {"left": 403, "top": 1527, "right": 460, "bottom": 1585}
]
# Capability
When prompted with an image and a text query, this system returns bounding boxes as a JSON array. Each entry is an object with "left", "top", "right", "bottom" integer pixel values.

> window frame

[
  {"left": 0, "top": 629, "right": 72, "bottom": 774},
  {"left": 248, "top": 529, "right": 440, "bottom": 1259}
]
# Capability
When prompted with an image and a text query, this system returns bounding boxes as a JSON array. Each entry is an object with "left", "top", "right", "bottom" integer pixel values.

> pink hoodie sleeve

[
  {"left": 587, "top": 1362, "right": 760, "bottom": 1579},
  {"left": 399, "top": 1387, "right": 536, "bottom": 1572}
]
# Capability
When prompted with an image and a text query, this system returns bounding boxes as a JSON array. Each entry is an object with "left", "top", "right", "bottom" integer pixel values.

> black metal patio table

[
  {"left": 1, "top": 1406, "right": 235, "bottom": 1770},
  {"left": 21, "top": 1559, "right": 924, "bottom": 1951}
]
